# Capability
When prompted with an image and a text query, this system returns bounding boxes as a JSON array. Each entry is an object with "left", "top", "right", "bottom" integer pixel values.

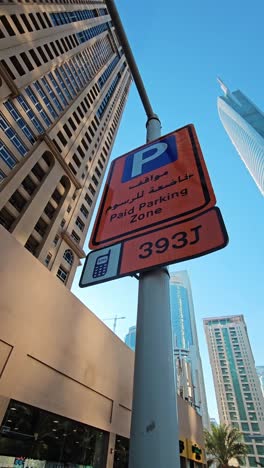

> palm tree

[{"left": 204, "top": 424, "right": 248, "bottom": 467}]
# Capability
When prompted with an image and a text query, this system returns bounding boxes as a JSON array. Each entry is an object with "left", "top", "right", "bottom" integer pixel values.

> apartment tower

[
  {"left": 217, "top": 79, "right": 264, "bottom": 195},
  {"left": 204, "top": 315, "right": 264, "bottom": 467},
  {"left": 170, "top": 271, "right": 210, "bottom": 430},
  {"left": 0, "top": 0, "right": 131, "bottom": 288}
]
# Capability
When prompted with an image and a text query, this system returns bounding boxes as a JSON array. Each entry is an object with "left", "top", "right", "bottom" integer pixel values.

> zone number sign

[
  {"left": 81, "top": 208, "right": 228, "bottom": 288},
  {"left": 89, "top": 124, "right": 216, "bottom": 250}
]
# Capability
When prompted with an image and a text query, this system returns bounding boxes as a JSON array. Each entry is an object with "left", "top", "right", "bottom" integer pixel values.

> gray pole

[
  {"left": 128, "top": 117, "right": 180, "bottom": 468},
  {"left": 104, "top": 1, "right": 180, "bottom": 465}
]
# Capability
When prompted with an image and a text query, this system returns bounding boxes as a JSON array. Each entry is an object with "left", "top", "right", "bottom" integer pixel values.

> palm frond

[{"left": 204, "top": 424, "right": 248, "bottom": 467}]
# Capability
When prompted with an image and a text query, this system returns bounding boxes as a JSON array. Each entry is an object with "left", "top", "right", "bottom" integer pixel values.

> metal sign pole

[
  {"left": 128, "top": 116, "right": 180, "bottom": 468},
  {"left": 101, "top": 1, "right": 180, "bottom": 465}
]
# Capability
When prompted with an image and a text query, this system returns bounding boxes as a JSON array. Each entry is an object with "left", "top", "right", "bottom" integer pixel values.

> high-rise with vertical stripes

[
  {"left": 217, "top": 79, "right": 264, "bottom": 196},
  {"left": 0, "top": 0, "right": 131, "bottom": 288},
  {"left": 204, "top": 315, "right": 264, "bottom": 467},
  {"left": 170, "top": 271, "right": 210, "bottom": 430}
]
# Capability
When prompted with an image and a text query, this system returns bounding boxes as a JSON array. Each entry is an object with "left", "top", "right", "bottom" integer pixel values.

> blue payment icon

[{"left": 92, "top": 250, "right": 111, "bottom": 278}]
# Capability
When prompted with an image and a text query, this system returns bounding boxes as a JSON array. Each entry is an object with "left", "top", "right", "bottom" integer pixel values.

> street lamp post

[{"left": 104, "top": 1, "right": 180, "bottom": 467}]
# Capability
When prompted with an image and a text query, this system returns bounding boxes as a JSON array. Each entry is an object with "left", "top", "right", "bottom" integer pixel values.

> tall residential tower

[
  {"left": 0, "top": 0, "right": 131, "bottom": 288},
  {"left": 204, "top": 315, "right": 264, "bottom": 467},
  {"left": 170, "top": 271, "right": 210, "bottom": 429},
  {"left": 217, "top": 79, "right": 264, "bottom": 195}
]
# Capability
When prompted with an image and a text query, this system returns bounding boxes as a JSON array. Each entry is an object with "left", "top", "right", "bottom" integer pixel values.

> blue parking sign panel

[{"left": 121, "top": 135, "right": 178, "bottom": 182}]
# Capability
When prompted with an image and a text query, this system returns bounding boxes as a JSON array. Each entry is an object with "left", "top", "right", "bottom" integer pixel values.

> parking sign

[{"left": 89, "top": 124, "right": 216, "bottom": 250}]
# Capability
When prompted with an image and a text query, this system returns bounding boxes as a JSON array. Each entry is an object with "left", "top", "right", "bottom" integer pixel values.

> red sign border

[
  {"left": 80, "top": 207, "right": 228, "bottom": 288},
  {"left": 90, "top": 124, "right": 215, "bottom": 249}
]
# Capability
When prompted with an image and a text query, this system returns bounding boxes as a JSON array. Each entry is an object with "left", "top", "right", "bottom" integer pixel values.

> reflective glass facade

[
  {"left": 218, "top": 80, "right": 264, "bottom": 195},
  {"left": 170, "top": 283, "right": 193, "bottom": 349},
  {"left": 170, "top": 271, "right": 210, "bottom": 429},
  {"left": 0, "top": 400, "right": 108, "bottom": 467},
  {"left": 124, "top": 326, "right": 136, "bottom": 351}
]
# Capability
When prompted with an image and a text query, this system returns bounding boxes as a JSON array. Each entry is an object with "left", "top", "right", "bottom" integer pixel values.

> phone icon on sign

[{"left": 92, "top": 250, "right": 111, "bottom": 278}]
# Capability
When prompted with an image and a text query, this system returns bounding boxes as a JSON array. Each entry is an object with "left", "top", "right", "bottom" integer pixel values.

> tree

[{"left": 204, "top": 424, "right": 248, "bottom": 467}]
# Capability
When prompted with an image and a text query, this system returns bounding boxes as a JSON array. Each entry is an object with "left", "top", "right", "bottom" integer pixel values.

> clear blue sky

[{"left": 72, "top": 0, "right": 264, "bottom": 420}]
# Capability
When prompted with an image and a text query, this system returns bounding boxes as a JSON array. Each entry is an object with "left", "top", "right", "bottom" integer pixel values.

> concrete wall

[
  {"left": 0, "top": 225, "right": 204, "bottom": 450},
  {"left": 0, "top": 225, "right": 133, "bottom": 437}
]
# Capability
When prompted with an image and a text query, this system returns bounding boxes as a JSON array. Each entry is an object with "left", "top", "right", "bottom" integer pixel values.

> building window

[
  {"left": 0, "top": 113, "right": 28, "bottom": 156},
  {"left": 10, "top": 55, "right": 26, "bottom": 76},
  {"left": 1, "top": 399, "right": 109, "bottom": 466},
  {"left": 0, "top": 169, "right": 6, "bottom": 184},
  {"left": 22, "top": 175, "right": 36, "bottom": 195},
  {"left": 60, "top": 218, "right": 66, "bottom": 228},
  {"left": 45, "top": 252, "right": 52, "bottom": 266},
  {"left": 80, "top": 204, "right": 88, "bottom": 218},
  {"left": 57, "top": 131, "right": 67, "bottom": 147},
  {"left": 85, "top": 193, "right": 93, "bottom": 206},
  {"left": 34, "top": 218, "right": 48, "bottom": 237},
  {"left": 76, "top": 217, "right": 85, "bottom": 231},
  {"left": 63, "top": 249, "right": 74, "bottom": 266},
  {"left": 9, "top": 190, "right": 27, "bottom": 212},
  {"left": 16, "top": 95, "right": 44, "bottom": 134},
  {"left": 92, "top": 175, "right": 98, "bottom": 186},
  {"left": 48, "top": 72, "right": 68, "bottom": 106},
  {"left": 41, "top": 77, "right": 63, "bottom": 112},
  {"left": 0, "top": 207, "right": 15, "bottom": 230},
  {"left": 25, "top": 86, "right": 51, "bottom": 127},
  {"left": 56, "top": 265, "right": 68, "bottom": 283},
  {"left": 33, "top": 81, "right": 58, "bottom": 120},
  {"left": 53, "top": 235, "right": 59, "bottom": 246},
  {"left": 24, "top": 235, "right": 39, "bottom": 255},
  {"left": 4, "top": 101, "right": 35, "bottom": 144},
  {"left": 0, "top": 140, "right": 17, "bottom": 169},
  {"left": 44, "top": 202, "right": 56, "bottom": 220},
  {"left": 71, "top": 230, "right": 80, "bottom": 244},
  {"left": 88, "top": 184, "right": 95, "bottom": 196}
]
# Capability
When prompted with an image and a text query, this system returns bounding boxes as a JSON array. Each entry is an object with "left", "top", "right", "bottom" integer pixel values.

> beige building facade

[
  {"left": 0, "top": 227, "right": 206, "bottom": 467},
  {"left": 0, "top": 0, "right": 131, "bottom": 288}
]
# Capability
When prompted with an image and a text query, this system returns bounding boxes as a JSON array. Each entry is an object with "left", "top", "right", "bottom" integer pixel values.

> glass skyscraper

[
  {"left": 217, "top": 79, "right": 264, "bottom": 195},
  {"left": 170, "top": 271, "right": 210, "bottom": 430},
  {"left": 125, "top": 325, "right": 136, "bottom": 351},
  {"left": 204, "top": 315, "right": 264, "bottom": 467}
]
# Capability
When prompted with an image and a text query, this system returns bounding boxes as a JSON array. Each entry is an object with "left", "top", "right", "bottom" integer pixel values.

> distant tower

[
  {"left": 204, "top": 315, "right": 264, "bottom": 468},
  {"left": 217, "top": 79, "right": 264, "bottom": 195},
  {"left": 0, "top": 1, "right": 131, "bottom": 288},
  {"left": 125, "top": 326, "right": 136, "bottom": 351},
  {"left": 170, "top": 271, "right": 210, "bottom": 430},
  {"left": 210, "top": 418, "right": 218, "bottom": 428},
  {"left": 256, "top": 366, "right": 264, "bottom": 397}
]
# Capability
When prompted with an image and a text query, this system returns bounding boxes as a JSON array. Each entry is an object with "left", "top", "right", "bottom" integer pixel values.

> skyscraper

[
  {"left": 256, "top": 366, "right": 264, "bottom": 397},
  {"left": 125, "top": 325, "right": 136, "bottom": 351},
  {"left": 170, "top": 271, "right": 210, "bottom": 429},
  {"left": 217, "top": 79, "right": 264, "bottom": 195},
  {"left": 0, "top": 0, "right": 131, "bottom": 288},
  {"left": 204, "top": 315, "right": 264, "bottom": 467}
]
